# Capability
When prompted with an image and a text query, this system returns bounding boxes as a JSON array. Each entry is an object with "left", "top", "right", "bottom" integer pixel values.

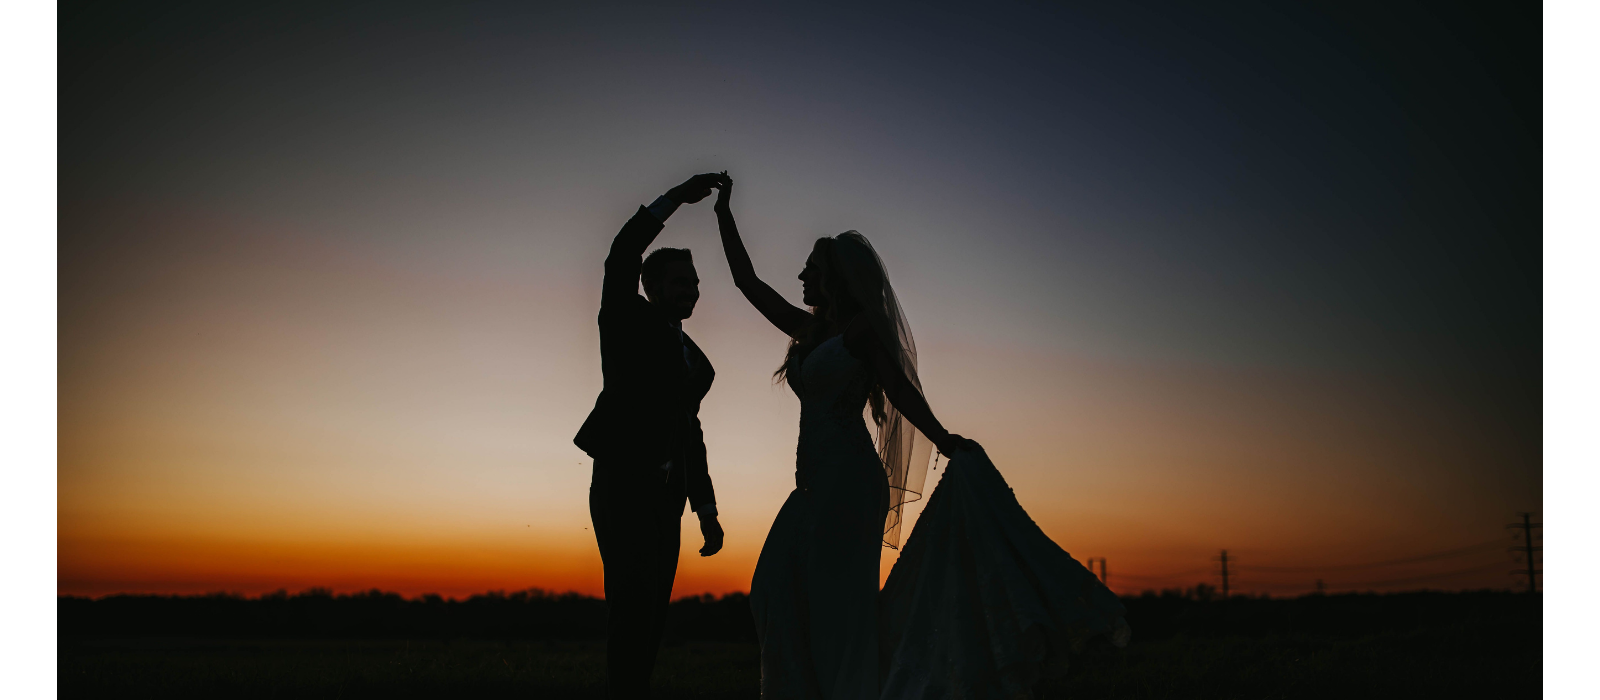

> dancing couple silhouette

[{"left": 575, "top": 172, "right": 1130, "bottom": 699}]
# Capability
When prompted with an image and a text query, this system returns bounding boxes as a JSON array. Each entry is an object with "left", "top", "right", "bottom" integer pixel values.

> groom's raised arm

[
  {"left": 600, "top": 205, "right": 666, "bottom": 309},
  {"left": 601, "top": 174, "right": 723, "bottom": 309}
]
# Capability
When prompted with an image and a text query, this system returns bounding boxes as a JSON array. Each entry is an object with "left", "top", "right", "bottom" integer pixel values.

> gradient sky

[{"left": 59, "top": 1, "right": 1539, "bottom": 599}]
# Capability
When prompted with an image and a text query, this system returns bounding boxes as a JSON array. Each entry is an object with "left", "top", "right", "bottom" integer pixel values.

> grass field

[
  {"left": 59, "top": 592, "right": 1540, "bottom": 698},
  {"left": 62, "top": 639, "right": 753, "bottom": 699}
]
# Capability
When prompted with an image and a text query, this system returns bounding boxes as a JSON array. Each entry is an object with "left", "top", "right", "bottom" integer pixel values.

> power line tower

[
  {"left": 1086, "top": 557, "right": 1108, "bottom": 586},
  {"left": 1507, "top": 512, "right": 1541, "bottom": 593},
  {"left": 1217, "top": 550, "right": 1230, "bottom": 599}
]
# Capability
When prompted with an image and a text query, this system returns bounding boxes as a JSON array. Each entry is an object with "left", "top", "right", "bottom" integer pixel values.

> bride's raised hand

[
  {"left": 713, "top": 172, "right": 733, "bottom": 211},
  {"left": 713, "top": 172, "right": 812, "bottom": 336}
]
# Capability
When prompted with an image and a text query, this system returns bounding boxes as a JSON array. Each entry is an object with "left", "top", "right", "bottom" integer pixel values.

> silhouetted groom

[{"left": 575, "top": 172, "right": 725, "bottom": 698}]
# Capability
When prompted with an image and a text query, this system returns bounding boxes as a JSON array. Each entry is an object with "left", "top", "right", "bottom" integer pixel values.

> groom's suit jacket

[{"left": 575, "top": 206, "right": 717, "bottom": 513}]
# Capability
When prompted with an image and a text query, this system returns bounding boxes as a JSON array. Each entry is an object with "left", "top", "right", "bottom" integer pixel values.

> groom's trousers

[{"left": 590, "top": 457, "right": 685, "bottom": 699}]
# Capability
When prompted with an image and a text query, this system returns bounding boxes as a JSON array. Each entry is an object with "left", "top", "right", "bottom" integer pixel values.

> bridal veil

[{"left": 828, "top": 231, "right": 935, "bottom": 548}]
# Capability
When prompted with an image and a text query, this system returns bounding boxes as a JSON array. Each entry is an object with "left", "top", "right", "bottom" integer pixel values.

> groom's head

[{"left": 642, "top": 247, "right": 699, "bottom": 320}]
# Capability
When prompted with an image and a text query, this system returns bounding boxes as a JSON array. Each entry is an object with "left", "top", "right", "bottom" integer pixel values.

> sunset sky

[{"left": 59, "top": 1, "right": 1539, "bottom": 599}]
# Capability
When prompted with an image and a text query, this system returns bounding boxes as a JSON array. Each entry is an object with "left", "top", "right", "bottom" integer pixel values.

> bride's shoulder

[{"left": 840, "top": 314, "right": 880, "bottom": 360}]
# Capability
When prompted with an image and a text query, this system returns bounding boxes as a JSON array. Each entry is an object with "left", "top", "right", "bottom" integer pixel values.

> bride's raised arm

[
  {"left": 714, "top": 175, "right": 813, "bottom": 338},
  {"left": 842, "top": 317, "right": 975, "bottom": 457}
]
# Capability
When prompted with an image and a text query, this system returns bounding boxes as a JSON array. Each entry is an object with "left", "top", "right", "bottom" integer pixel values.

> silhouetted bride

[{"left": 712, "top": 174, "right": 1130, "bottom": 699}]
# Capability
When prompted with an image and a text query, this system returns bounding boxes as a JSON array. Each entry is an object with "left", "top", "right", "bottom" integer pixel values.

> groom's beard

[
  {"left": 643, "top": 292, "right": 694, "bottom": 319},
  {"left": 653, "top": 298, "right": 696, "bottom": 320},
  {"left": 653, "top": 306, "right": 692, "bottom": 321}
]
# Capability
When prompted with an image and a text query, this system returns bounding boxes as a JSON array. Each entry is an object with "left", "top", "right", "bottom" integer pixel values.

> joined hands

[{"left": 667, "top": 173, "right": 725, "bottom": 206}]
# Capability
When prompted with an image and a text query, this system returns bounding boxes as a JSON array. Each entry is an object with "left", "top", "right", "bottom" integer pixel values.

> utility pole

[
  {"left": 1219, "top": 550, "right": 1230, "bottom": 599},
  {"left": 1508, "top": 513, "right": 1542, "bottom": 593},
  {"left": 1086, "top": 557, "right": 1107, "bottom": 585}
]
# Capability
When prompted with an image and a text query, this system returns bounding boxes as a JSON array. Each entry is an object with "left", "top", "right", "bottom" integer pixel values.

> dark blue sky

[
  {"left": 59, "top": 1, "right": 1540, "bottom": 595},
  {"left": 63, "top": 0, "right": 1539, "bottom": 370}
]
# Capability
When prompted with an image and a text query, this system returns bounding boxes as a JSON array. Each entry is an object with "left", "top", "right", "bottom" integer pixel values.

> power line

[
  {"left": 1335, "top": 561, "right": 1510, "bottom": 588},
  {"left": 1223, "top": 562, "right": 1509, "bottom": 591},
  {"left": 1231, "top": 540, "right": 1506, "bottom": 573},
  {"left": 1099, "top": 534, "right": 1530, "bottom": 595},
  {"left": 1107, "top": 567, "right": 1212, "bottom": 582}
]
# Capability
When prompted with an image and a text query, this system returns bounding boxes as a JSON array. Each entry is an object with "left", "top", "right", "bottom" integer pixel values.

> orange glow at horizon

[{"left": 58, "top": 201, "right": 1535, "bottom": 600}]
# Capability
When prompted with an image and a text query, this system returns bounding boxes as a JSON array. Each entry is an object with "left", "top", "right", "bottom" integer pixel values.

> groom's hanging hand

[{"left": 698, "top": 512, "right": 724, "bottom": 557}]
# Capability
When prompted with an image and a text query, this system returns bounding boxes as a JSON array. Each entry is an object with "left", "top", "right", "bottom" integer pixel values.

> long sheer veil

[{"left": 830, "top": 231, "right": 936, "bottom": 548}]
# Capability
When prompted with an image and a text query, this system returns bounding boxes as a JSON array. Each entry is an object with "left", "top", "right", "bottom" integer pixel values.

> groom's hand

[
  {"left": 697, "top": 513, "right": 724, "bottom": 557},
  {"left": 667, "top": 173, "right": 723, "bottom": 205}
]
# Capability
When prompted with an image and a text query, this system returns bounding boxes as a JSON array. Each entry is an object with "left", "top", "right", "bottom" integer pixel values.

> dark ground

[{"left": 59, "top": 590, "right": 1539, "bottom": 699}]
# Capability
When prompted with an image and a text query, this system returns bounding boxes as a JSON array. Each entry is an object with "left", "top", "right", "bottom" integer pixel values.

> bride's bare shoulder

[{"left": 840, "top": 314, "right": 880, "bottom": 358}]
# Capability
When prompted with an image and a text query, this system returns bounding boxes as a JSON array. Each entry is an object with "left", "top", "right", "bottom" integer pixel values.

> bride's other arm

[
  {"left": 843, "top": 319, "right": 977, "bottom": 456},
  {"left": 714, "top": 175, "right": 813, "bottom": 338}
]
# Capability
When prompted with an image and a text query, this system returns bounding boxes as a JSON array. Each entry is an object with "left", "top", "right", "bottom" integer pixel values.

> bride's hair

[
  {"left": 775, "top": 236, "right": 888, "bottom": 426},
  {"left": 775, "top": 231, "right": 933, "bottom": 548}
]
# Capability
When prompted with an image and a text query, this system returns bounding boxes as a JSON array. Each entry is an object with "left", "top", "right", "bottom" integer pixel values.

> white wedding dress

[{"left": 751, "top": 335, "right": 1130, "bottom": 700}]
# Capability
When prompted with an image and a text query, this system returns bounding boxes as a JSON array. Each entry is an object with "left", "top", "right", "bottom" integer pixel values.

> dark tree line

[
  {"left": 58, "top": 589, "right": 757, "bottom": 642},
  {"left": 59, "top": 588, "right": 1534, "bottom": 642},
  {"left": 1121, "top": 589, "right": 1536, "bottom": 641}
]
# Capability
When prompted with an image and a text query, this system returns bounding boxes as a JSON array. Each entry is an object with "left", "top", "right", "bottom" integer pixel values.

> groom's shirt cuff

[
  {"left": 646, "top": 194, "right": 680, "bottom": 222},
  {"left": 697, "top": 504, "right": 717, "bottom": 517}
]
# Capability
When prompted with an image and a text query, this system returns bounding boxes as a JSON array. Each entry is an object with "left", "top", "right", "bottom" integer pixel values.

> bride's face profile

[{"left": 799, "top": 243, "right": 830, "bottom": 308}]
